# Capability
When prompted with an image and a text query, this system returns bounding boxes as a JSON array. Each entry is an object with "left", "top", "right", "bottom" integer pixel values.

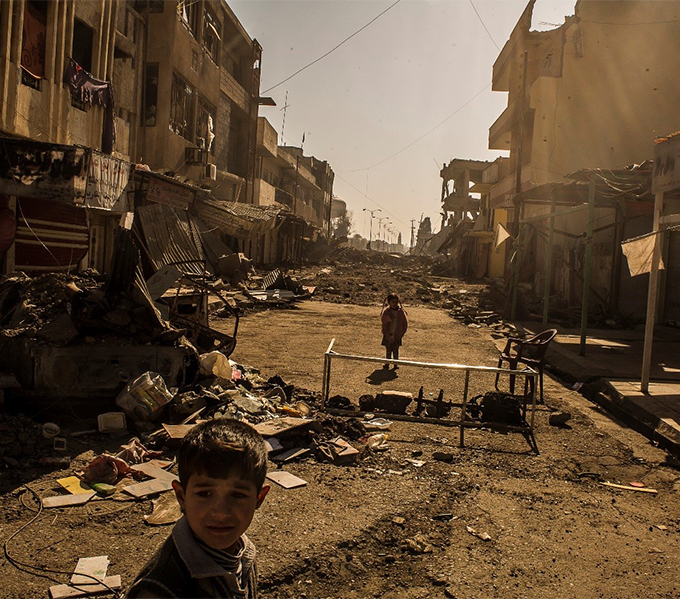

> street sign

[{"left": 652, "top": 133, "right": 680, "bottom": 193}]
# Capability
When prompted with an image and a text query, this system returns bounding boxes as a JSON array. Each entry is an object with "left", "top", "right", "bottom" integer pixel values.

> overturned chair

[{"left": 495, "top": 329, "right": 558, "bottom": 403}]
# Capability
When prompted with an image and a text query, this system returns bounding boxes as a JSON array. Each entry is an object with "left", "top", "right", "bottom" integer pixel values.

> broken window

[
  {"left": 222, "top": 49, "right": 237, "bottom": 78},
  {"left": 21, "top": 0, "right": 48, "bottom": 90},
  {"left": 196, "top": 98, "right": 216, "bottom": 154},
  {"left": 203, "top": 6, "right": 221, "bottom": 65},
  {"left": 177, "top": 0, "right": 199, "bottom": 38},
  {"left": 143, "top": 63, "right": 158, "bottom": 127},
  {"left": 170, "top": 72, "right": 194, "bottom": 140}
]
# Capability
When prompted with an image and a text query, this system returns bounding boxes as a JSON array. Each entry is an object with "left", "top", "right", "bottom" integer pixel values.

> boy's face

[
  {"left": 173, "top": 471, "right": 269, "bottom": 552},
  {"left": 388, "top": 298, "right": 398, "bottom": 309}
]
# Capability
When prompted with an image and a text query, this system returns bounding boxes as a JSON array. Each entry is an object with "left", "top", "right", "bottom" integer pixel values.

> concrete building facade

[{"left": 141, "top": 0, "right": 262, "bottom": 203}]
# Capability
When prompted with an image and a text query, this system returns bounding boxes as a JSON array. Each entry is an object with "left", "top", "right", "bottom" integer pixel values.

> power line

[
  {"left": 336, "top": 172, "right": 408, "bottom": 229},
  {"left": 343, "top": 83, "right": 491, "bottom": 173},
  {"left": 469, "top": 0, "right": 501, "bottom": 51},
  {"left": 261, "top": 0, "right": 402, "bottom": 94}
]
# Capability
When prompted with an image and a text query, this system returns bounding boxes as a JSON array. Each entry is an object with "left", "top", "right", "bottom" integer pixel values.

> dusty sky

[{"left": 231, "top": 0, "right": 577, "bottom": 243}]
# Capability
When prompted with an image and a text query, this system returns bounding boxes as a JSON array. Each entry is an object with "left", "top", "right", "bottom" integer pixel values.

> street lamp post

[{"left": 363, "top": 208, "right": 381, "bottom": 250}]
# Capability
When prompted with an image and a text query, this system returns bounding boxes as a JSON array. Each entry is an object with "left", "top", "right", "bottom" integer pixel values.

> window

[
  {"left": 203, "top": 7, "right": 220, "bottom": 64},
  {"left": 21, "top": 0, "right": 48, "bottom": 90},
  {"left": 133, "top": 0, "right": 164, "bottom": 13},
  {"left": 143, "top": 64, "right": 158, "bottom": 126},
  {"left": 72, "top": 18, "right": 93, "bottom": 72},
  {"left": 71, "top": 18, "right": 94, "bottom": 110},
  {"left": 177, "top": 0, "right": 198, "bottom": 38},
  {"left": 196, "top": 98, "right": 216, "bottom": 154},
  {"left": 170, "top": 73, "right": 194, "bottom": 140}
]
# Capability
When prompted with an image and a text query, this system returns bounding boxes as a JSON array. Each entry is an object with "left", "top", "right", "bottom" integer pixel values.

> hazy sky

[{"left": 231, "top": 0, "right": 577, "bottom": 243}]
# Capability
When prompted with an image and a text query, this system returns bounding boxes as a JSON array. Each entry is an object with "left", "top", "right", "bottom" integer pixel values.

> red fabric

[{"left": 381, "top": 306, "right": 408, "bottom": 348}]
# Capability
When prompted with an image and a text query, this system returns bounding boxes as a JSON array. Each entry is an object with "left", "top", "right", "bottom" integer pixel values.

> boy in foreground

[{"left": 126, "top": 419, "right": 270, "bottom": 598}]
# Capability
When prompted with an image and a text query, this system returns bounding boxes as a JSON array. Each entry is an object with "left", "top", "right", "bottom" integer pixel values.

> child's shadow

[{"left": 366, "top": 367, "right": 398, "bottom": 385}]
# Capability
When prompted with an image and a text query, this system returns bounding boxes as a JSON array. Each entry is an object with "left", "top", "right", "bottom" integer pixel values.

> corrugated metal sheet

[
  {"left": 14, "top": 197, "right": 89, "bottom": 272},
  {"left": 191, "top": 215, "right": 234, "bottom": 271},
  {"left": 135, "top": 203, "right": 206, "bottom": 275}
]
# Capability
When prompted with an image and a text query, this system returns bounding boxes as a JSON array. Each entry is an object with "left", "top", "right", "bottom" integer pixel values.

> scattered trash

[
  {"left": 48, "top": 554, "right": 121, "bottom": 598},
  {"left": 549, "top": 412, "right": 572, "bottom": 426},
  {"left": 123, "top": 478, "right": 176, "bottom": 498},
  {"left": 266, "top": 471, "right": 308, "bottom": 489},
  {"left": 466, "top": 525, "right": 492, "bottom": 541},
  {"left": 403, "top": 533, "right": 433, "bottom": 553},
  {"left": 360, "top": 391, "right": 412, "bottom": 415},
  {"left": 572, "top": 382, "right": 583, "bottom": 391},
  {"left": 42, "top": 423, "right": 60, "bottom": 439},
  {"left": 57, "top": 476, "right": 91, "bottom": 495},
  {"left": 144, "top": 492, "right": 183, "bottom": 526},
  {"left": 272, "top": 447, "right": 311, "bottom": 463},
  {"left": 115, "top": 372, "right": 174, "bottom": 422},
  {"left": 97, "top": 412, "right": 127, "bottom": 433},
  {"left": 80, "top": 454, "right": 133, "bottom": 485},
  {"left": 43, "top": 492, "right": 95, "bottom": 509},
  {"left": 362, "top": 417, "right": 393, "bottom": 431},
  {"left": 392, "top": 516, "right": 406, "bottom": 525},
  {"left": 601, "top": 482, "right": 658, "bottom": 494},
  {"left": 628, "top": 481, "right": 646, "bottom": 488},
  {"left": 433, "top": 513, "right": 455, "bottom": 521},
  {"left": 365, "top": 433, "right": 389, "bottom": 451},
  {"left": 405, "top": 458, "right": 426, "bottom": 468},
  {"left": 655, "top": 524, "right": 668, "bottom": 531}
]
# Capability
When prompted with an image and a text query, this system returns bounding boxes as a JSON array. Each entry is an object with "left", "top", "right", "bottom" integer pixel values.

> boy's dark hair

[
  {"left": 178, "top": 419, "right": 267, "bottom": 490},
  {"left": 386, "top": 293, "right": 399, "bottom": 303}
]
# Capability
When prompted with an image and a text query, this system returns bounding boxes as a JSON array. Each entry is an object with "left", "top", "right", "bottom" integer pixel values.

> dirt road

[
  {"left": 1, "top": 298, "right": 679, "bottom": 598},
  {"left": 230, "top": 301, "right": 680, "bottom": 599}
]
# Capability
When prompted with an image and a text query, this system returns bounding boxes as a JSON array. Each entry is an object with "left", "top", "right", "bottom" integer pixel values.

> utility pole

[
  {"left": 410, "top": 219, "right": 416, "bottom": 249},
  {"left": 363, "top": 208, "right": 381, "bottom": 250}
]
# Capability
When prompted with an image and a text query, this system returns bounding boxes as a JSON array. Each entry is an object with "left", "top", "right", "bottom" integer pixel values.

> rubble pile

[
  {"left": 0, "top": 413, "right": 57, "bottom": 467},
  {"left": 0, "top": 271, "right": 183, "bottom": 346}
]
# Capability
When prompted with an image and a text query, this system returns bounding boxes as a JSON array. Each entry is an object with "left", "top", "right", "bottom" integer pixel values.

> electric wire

[
  {"left": 261, "top": 0, "right": 402, "bottom": 94},
  {"left": 469, "top": 0, "right": 501, "bottom": 51},
  {"left": 3, "top": 486, "right": 123, "bottom": 598}
]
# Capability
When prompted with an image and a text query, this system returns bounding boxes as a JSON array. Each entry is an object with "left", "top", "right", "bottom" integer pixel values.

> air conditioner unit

[
  {"left": 185, "top": 147, "right": 208, "bottom": 165},
  {"left": 204, "top": 163, "right": 217, "bottom": 180}
]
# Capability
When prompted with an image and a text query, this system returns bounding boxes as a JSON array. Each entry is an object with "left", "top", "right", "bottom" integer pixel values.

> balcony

[
  {"left": 220, "top": 70, "right": 248, "bottom": 112},
  {"left": 489, "top": 99, "right": 517, "bottom": 150}
]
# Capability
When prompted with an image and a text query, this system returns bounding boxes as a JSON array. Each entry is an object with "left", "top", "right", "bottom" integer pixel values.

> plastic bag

[
  {"left": 115, "top": 371, "right": 173, "bottom": 421},
  {"left": 199, "top": 351, "right": 232, "bottom": 379}
]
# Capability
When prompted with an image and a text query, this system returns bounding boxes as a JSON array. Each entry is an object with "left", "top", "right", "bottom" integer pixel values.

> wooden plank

[
  {"left": 57, "top": 476, "right": 92, "bottom": 495},
  {"left": 266, "top": 471, "right": 308, "bottom": 489},
  {"left": 130, "top": 463, "right": 177, "bottom": 482},
  {"left": 49, "top": 575, "right": 121, "bottom": 598},
  {"left": 601, "top": 482, "right": 658, "bottom": 494},
  {"left": 71, "top": 556, "right": 109, "bottom": 584},
  {"left": 43, "top": 492, "right": 95, "bottom": 508},
  {"left": 123, "top": 478, "right": 175, "bottom": 498}
]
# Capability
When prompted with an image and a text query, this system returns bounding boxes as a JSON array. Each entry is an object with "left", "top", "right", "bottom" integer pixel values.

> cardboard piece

[
  {"left": 131, "top": 463, "right": 178, "bottom": 482},
  {"left": 162, "top": 424, "right": 196, "bottom": 440},
  {"left": 601, "top": 482, "right": 658, "bottom": 494},
  {"left": 254, "top": 417, "right": 313, "bottom": 437},
  {"left": 57, "top": 476, "right": 92, "bottom": 495},
  {"left": 49, "top": 575, "right": 121, "bottom": 598},
  {"left": 43, "top": 492, "right": 96, "bottom": 508},
  {"left": 123, "top": 478, "right": 175, "bottom": 498},
  {"left": 266, "top": 471, "right": 308, "bottom": 489},
  {"left": 71, "top": 556, "right": 109, "bottom": 584}
]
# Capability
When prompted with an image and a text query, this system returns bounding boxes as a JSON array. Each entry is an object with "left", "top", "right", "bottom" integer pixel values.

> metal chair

[{"left": 495, "top": 329, "right": 558, "bottom": 403}]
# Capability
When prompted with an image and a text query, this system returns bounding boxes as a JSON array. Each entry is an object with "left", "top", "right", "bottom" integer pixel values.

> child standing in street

[{"left": 381, "top": 293, "right": 408, "bottom": 368}]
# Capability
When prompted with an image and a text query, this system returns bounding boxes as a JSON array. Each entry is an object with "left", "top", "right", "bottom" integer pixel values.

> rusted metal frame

[{"left": 322, "top": 343, "right": 539, "bottom": 452}]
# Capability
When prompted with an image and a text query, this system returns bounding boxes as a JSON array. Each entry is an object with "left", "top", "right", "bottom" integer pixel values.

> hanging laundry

[
  {"left": 63, "top": 57, "right": 116, "bottom": 154},
  {"left": 494, "top": 222, "right": 511, "bottom": 249},
  {"left": 621, "top": 231, "right": 665, "bottom": 277}
]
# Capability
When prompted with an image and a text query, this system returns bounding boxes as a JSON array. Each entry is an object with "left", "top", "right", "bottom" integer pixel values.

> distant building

[{"left": 254, "top": 117, "right": 334, "bottom": 235}]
